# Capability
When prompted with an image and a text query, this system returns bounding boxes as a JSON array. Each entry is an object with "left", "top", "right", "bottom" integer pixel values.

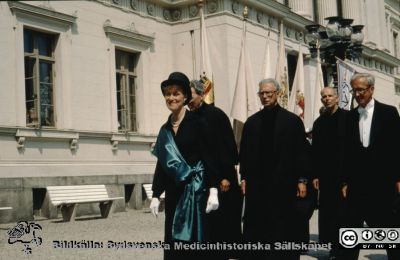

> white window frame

[
  {"left": 8, "top": 1, "right": 76, "bottom": 128},
  {"left": 24, "top": 28, "right": 57, "bottom": 127},
  {"left": 115, "top": 50, "right": 139, "bottom": 132},
  {"left": 103, "top": 22, "right": 154, "bottom": 134}
]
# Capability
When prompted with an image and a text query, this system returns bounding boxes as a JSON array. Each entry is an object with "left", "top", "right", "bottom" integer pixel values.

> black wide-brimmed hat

[{"left": 161, "top": 72, "right": 191, "bottom": 104}]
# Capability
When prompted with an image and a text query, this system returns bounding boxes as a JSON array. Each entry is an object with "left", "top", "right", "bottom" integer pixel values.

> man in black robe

[
  {"left": 311, "top": 87, "right": 348, "bottom": 259},
  {"left": 188, "top": 79, "right": 243, "bottom": 259},
  {"left": 341, "top": 73, "right": 400, "bottom": 260},
  {"left": 240, "top": 78, "right": 309, "bottom": 260}
]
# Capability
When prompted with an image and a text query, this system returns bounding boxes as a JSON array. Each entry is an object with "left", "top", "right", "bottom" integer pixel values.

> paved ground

[{"left": 0, "top": 209, "right": 387, "bottom": 260}]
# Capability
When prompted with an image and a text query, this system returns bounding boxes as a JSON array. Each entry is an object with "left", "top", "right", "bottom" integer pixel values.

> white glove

[
  {"left": 205, "top": 188, "right": 219, "bottom": 213},
  {"left": 150, "top": 198, "right": 160, "bottom": 218}
]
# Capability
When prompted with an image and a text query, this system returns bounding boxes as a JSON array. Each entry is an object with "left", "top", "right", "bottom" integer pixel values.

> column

[
  {"left": 363, "top": 0, "right": 387, "bottom": 49},
  {"left": 288, "top": 0, "right": 314, "bottom": 20},
  {"left": 316, "top": 0, "right": 338, "bottom": 26},
  {"left": 341, "top": 0, "right": 362, "bottom": 25}
]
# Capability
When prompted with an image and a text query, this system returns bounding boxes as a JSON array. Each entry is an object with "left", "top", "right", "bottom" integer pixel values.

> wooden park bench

[{"left": 46, "top": 185, "right": 124, "bottom": 222}]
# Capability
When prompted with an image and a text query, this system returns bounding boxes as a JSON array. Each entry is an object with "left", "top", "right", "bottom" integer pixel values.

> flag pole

[
  {"left": 199, "top": 0, "right": 215, "bottom": 105},
  {"left": 190, "top": 30, "right": 196, "bottom": 78},
  {"left": 233, "top": 6, "right": 248, "bottom": 148},
  {"left": 239, "top": 6, "right": 249, "bottom": 231}
]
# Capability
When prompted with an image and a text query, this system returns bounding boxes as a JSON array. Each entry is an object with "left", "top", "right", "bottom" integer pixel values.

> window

[
  {"left": 287, "top": 53, "right": 298, "bottom": 93},
  {"left": 395, "top": 85, "right": 400, "bottom": 96},
  {"left": 115, "top": 49, "right": 138, "bottom": 132},
  {"left": 393, "top": 32, "right": 398, "bottom": 59},
  {"left": 24, "top": 28, "right": 57, "bottom": 127}
]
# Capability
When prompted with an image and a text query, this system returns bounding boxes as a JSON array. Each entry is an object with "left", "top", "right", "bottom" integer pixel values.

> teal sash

[{"left": 152, "top": 126, "right": 207, "bottom": 242}]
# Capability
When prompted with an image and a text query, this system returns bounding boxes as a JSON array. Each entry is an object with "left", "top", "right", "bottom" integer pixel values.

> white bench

[
  {"left": 0, "top": 207, "right": 12, "bottom": 211},
  {"left": 46, "top": 185, "right": 124, "bottom": 222}
]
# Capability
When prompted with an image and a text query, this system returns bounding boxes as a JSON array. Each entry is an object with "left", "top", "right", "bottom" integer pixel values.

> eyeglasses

[
  {"left": 350, "top": 87, "right": 370, "bottom": 95},
  {"left": 258, "top": 90, "right": 277, "bottom": 97}
]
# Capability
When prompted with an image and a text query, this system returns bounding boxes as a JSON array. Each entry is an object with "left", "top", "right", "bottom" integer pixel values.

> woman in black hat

[{"left": 150, "top": 72, "right": 219, "bottom": 259}]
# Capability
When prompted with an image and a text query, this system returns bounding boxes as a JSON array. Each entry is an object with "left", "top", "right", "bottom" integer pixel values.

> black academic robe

[
  {"left": 342, "top": 100, "right": 400, "bottom": 260},
  {"left": 194, "top": 103, "right": 243, "bottom": 258},
  {"left": 240, "top": 105, "right": 309, "bottom": 259},
  {"left": 152, "top": 111, "right": 218, "bottom": 260},
  {"left": 312, "top": 108, "right": 347, "bottom": 245}
]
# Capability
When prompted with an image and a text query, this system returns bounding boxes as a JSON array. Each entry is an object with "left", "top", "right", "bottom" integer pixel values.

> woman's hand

[
  {"left": 150, "top": 198, "right": 160, "bottom": 218},
  {"left": 206, "top": 188, "right": 219, "bottom": 213}
]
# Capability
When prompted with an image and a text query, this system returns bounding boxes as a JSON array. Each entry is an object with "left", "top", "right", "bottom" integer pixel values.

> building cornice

[
  {"left": 0, "top": 127, "right": 156, "bottom": 151},
  {"left": 8, "top": 1, "right": 76, "bottom": 26},
  {"left": 362, "top": 45, "right": 400, "bottom": 67},
  {"left": 103, "top": 21, "right": 155, "bottom": 48},
  {"left": 95, "top": 0, "right": 313, "bottom": 30}
]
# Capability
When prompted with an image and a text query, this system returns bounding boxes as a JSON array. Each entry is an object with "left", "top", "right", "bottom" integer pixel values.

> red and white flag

[
  {"left": 288, "top": 47, "right": 305, "bottom": 120},
  {"left": 275, "top": 21, "right": 289, "bottom": 109}
]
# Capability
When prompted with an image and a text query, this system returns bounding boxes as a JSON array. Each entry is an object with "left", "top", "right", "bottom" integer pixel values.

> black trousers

[
  {"left": 318, "top": 186, "right": 347, "bottom": 255},
  {"left": 208, "top": 185, "right": 243, "bottom": 260},
  {"left": 242, "top": 209, "right": 301, "bottom": 260},
  {"left": 341, "top": 195, "right": 400, "bottom": 260}
]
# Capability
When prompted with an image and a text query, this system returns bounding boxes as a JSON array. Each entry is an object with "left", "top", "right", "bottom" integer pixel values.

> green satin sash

[{"left": 153, "top": 126, "right": 207, "bottom": 242}]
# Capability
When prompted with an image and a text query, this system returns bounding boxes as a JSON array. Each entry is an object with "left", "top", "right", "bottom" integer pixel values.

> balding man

[{"left": 312, "top": 86, "right": 348, "bottom": 259}]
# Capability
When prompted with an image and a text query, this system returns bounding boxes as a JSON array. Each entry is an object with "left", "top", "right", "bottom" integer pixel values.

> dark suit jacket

[{"left": 343, "top": 100, "right": 400, "bottom": 201}]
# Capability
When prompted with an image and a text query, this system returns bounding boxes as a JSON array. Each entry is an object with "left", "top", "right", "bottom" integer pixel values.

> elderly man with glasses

[
  {"left": 239, "top": 78, "right": 310, "bottom": 260},
  {"left": 341, "top": 73, "right": 400, "bottom": 260}
]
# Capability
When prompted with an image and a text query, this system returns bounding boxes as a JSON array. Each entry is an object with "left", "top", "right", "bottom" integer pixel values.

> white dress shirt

[{"left": 358, "top": 99, "right": 374, "bottom": 147}]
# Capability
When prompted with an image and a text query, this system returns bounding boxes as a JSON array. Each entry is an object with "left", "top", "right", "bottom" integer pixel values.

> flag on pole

[
  {"left": 337, "top": 58, "right": 356, "bottom": 111},
  {"left": 275, "top": 21, "right": 289, "bottom": 109},
  {"left": 230, "top": 19, "right": 258, "bottom": 124},
  {"left": 288, "top": 47, "right": 305, "bottom": 120},
  {"left": 313, "top": 55, "right": 324, "bottom": 123},
  {"left": 199, "top": 3, "right": 214, "bottom": 104},
  {"left": 230, "top": 9, "right": 259, "bottom": 145},
  {"left": 262, "top": 30, "right": 272, "bottom": 79}
]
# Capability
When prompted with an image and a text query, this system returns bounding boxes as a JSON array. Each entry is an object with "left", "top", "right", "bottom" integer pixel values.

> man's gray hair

[
  {"left": 320, "top": 86, "right": 338, "bottom": 96},
  {"left": 350, "top": 73, "right": 375, "bottom": 87},
  {"left": 259, "top": 78, "right": 281, "bottom": 91},
  {"left": 190, "top": 80, "right": 204, "bottom": 95}
]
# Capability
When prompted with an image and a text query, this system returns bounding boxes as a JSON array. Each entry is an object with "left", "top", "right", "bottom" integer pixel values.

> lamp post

[{"left": 305, "top": 16, "right": 364, "bottom": 87}]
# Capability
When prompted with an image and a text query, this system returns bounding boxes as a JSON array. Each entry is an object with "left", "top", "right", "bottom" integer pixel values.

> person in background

[
  {"left": 311, "top": 86, "right": 348, "bottom": 260},
  {"left": 341, "top": 73, "right": 400, "bottom": 260},
  {"left": 150, "top": 72, "right": 219, "bottom": 260},
  {"left": 188, "top": 79, "right": 242, "bottom": 260},
  {"left": 294, "top": 127, "right": 317, "bottom": 255},
  {"left": 239, "top": 78, "right": 309, "bottom": 260}
]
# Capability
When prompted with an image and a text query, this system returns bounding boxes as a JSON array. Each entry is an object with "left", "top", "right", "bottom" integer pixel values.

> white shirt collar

[{"left": 358, "top": 98, "right": 374, "bottom": 114}]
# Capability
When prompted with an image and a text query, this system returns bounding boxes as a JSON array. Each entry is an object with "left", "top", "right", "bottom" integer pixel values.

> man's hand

[
  {"left": 297, "top": 183, "right": 307, "bottom": 198},
  {"left": 220, "top": 179, "right": 230, "bottom": 193},
  {"left": 205, "top": 188, "right": 219, "bottom": 213},
  {"left": 240, "top": 180, "right": 246, "bottom": 195},
  {"left": 341, "top": 185, "right": 348, "bottom": 199},
  {"left": 150, "top": 198, "right": 160, "bottom": 218},
  {"left": 312, "top": 178, "right": 320, "bottom": 190}
]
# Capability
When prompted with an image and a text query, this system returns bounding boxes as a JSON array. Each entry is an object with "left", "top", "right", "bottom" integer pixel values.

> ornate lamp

[{"left": 305, "top": 17, "right": 364, "bottom": 87}]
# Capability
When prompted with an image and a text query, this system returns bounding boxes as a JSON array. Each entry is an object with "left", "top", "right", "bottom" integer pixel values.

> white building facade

[{"left": 0, "top": 0, "right": 399, "bottom": 223}]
